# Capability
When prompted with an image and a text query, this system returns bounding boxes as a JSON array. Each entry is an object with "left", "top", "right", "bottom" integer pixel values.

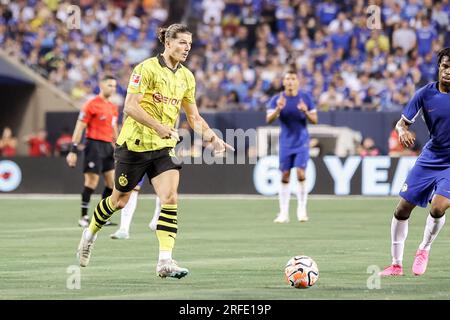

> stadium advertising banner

[{"left": 0, "top": 156, "right": 417, "bottom": 195}]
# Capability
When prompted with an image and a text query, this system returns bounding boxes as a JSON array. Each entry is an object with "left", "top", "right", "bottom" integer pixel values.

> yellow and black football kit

[
  {"left": 90, "top": 55, "right": 195, "bottom": 252},
  {"left": 114, "top": 54, "right": 196, "bottom": 193},
  {"left": 87, "top": 54, "right": 197, "bottom": 250}
]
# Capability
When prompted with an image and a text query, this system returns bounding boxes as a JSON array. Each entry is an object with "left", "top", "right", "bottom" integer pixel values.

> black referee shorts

[
  {"left": 113, "top": 143, "right": 182, "bottom": 192},
  {"left": 83, "top": 139, "right": 115, "bottom": 174}
]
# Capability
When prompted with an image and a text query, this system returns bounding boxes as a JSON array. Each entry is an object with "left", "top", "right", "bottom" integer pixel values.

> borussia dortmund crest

[{"left": 118, "top": 174, "right": 128, "bottom": 187}]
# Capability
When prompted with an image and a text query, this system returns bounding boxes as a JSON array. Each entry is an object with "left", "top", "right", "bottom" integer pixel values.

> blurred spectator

[
  {"left": 202, "top": 0, "right": 225, "bottom": 24},
  {"left": 318, "top": 84, "right": 344, "bottom": 111},
  {"left": 392, "top": 21, "right": 417, "bottom": 54},
  {"left": 419, "top": 52, "right": 438, "bottom": 84},
  {"left": 24, "top": 130, "right": 52, "bottom": 157},
  {"left": 330, "top": 25, "right": 352, "bottom": 55},
  {"left": 432, "top": 1, "right": 449, "bottom": 33},
  {"left": 384, "top": 1, "right": 402, "bottom": 28},
  {"left": 328, "top": 12, "right": 353, "bottom": 34},
  {"left": 316, "top": 0, "right": 338, "bottom": 25},
  {"left": 416, "top": 16, "right": 438, "bottom": 57},
  {"left": 54, "top": 127, "right": 73, "bottom": 157},
  {"left": 0, "top": 127, "right": 18, "bottom": 157},
  {"left": 224, "top": 90, "right": 241, "bottom": 111},
  {"left": 357, "top": 137, "right": 380, "bottom": 157},
  {"left": 365, "top": 30, "right": 390, "bottom": 53},
  {"left": 403, "top": 0, "right": 421, "bottom": 21}
]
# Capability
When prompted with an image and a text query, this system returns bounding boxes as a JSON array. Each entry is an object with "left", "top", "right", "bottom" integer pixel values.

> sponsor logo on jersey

[{"left": 153, "top": 92, "right": 180, "bottom": 105}]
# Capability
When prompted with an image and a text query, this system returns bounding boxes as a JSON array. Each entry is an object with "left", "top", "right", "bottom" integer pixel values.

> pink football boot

[
  {"left": 379, "top": 264, "right": 404, "bottom": 276},
  {"left": 412, "top": 249, "right": 429, "bottom": 276}
]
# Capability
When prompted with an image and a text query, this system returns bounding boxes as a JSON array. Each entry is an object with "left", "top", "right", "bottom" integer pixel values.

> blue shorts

[
  {"left": 399, "top": 164, "right": 450, "bottom": 208},
  {"left": 279, "top": 147, "right": 309, "bottom": 172}
]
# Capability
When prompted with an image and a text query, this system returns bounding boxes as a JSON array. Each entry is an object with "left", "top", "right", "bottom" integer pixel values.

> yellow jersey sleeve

[
  {"left": 127, "top": 63, "right": 152, "bottom": 94},
  {"left": 182, "top": 70, "right": 196, "bottom": 104}
]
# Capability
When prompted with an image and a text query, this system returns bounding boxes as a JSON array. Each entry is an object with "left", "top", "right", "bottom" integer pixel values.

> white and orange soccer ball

[{"left": 284, "top": 255, "right": 319, "bottom": 288}]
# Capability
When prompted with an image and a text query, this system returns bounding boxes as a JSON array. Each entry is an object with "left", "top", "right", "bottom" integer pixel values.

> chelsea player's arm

[
  {"left": 297, "top": 95, "right": 318, "bottom": 124},
  {"left": 266, "top": 95, "right": 286, "bottom": 124}
]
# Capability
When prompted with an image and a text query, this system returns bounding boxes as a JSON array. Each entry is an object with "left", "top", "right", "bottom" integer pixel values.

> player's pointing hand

[{"left": 211, "top": 136, "right": 235, "bottom": 155}]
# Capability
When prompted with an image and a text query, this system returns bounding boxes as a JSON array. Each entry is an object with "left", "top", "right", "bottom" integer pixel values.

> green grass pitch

[{"left": 1, "top": 196, "right": 450, "bottom": 300}]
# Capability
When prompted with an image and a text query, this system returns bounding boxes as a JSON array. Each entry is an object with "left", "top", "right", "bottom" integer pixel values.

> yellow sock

[
  {"left": 156, "top": 204, "right": 178, "bottom": 251},
  {"left": 88, "top": 196, "right": 117, "bottom": 234}
]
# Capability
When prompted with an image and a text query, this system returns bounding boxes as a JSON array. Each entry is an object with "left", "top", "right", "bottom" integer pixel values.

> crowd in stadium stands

[{"left": 1, "top": 0, "right": 450, "bottom": 113}]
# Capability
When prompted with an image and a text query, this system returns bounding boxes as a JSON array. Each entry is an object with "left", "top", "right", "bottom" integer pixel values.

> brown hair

[
  {"left": 158, "top": 24, "right": 191, "bottom": 44},
  {"left": 284, "top": 64, "right": 298, "bottom": 77},
  {"left": 101, "top": 74, "right": 116, "bottom": 82}
]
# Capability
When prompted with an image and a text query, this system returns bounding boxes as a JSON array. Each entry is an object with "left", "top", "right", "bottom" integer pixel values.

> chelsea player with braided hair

[{"left": 380, "top": 47, "right": 450, "bottom": 277}]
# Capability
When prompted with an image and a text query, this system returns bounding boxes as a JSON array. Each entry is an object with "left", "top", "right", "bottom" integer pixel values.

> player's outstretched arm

[
  {"left": 395, "top": 118, "right": 415, "bottom": 148},
  {"left": 182, "top": 101, "right": 234, "bottom": 154},
  {"left": 66, "top": 120, "right": 86, "bottom": 168},
  {"left": 124, "top": 92, "right": 178, "bottom": 140}
]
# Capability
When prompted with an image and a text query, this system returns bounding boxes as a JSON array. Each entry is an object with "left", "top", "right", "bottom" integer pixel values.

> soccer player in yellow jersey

[{"left": 76, "top": 24, "right": 233, "bottom": 278}]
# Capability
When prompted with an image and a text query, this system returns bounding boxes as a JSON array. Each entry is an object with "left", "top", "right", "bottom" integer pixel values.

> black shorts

[
  {"left": 83, "top": 139, "right": 115, "bottom": 174},
  {"left": 114, "top": 143, "right": 182, "bottom": 192}
]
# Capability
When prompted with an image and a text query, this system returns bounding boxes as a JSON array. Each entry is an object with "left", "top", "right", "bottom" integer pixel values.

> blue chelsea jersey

[
  {"left": 402, "top": 82, "right": 450, "bottom": 166},
  {"left": 267, "top": 91, "right": 316, "bottom": 152}
]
